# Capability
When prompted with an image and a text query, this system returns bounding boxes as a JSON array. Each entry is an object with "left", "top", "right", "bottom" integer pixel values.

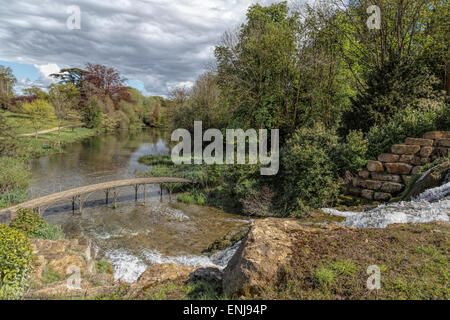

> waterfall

[{"left": 323, "top": 179, "right": 450, "bottom": 229}]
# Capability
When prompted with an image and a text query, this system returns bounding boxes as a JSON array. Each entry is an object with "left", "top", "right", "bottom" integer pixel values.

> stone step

[
  {"left": 391, "top": 144, "right": 421, "bottom": 155},
  {"left": 423, "top": 131, "right": 450, "bottom": 139},
  {"left": 404, "top": 138, "right": 434, "bottom": 146}
]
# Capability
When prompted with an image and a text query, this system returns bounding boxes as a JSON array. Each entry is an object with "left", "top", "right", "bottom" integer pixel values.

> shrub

[
  {"left": 334, "top": 130, "right": 368, "bottom": 174},
  {"left": 0, "top": 224, "right": 33, "bottom": 300},
  {"left": 178, "top": 190, "right": 207, "bottom": 206},
  {"left": 0, "top": 189, "right": 27, "bottom": 210},
  {"left": 277, "top": 125, "right": 340, "bottom": 215},
  {"left": 10, "top": 209, "right": 64, "bottom": 240},
  {"left": 366, "top": 103, "right": 444, "bottom": 159},
  {"left": 0, "top": 157, "right": 30, "bottom": 194}
]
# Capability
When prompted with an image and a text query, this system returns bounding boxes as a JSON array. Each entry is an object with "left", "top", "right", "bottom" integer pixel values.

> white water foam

[
  {"left": 323, "top": 180, "right": 450, "bottom": 229},
  {"left": 105, "top": 241, "right": 241, "bottom": 283}
]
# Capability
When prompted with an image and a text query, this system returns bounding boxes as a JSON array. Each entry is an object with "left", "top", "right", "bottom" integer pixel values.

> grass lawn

[
  {"left": 16, "top": 127, "right": 97, "bottom": 159},
  {"left": 2, "top": 111, "right": 73, "bottom": 135}
]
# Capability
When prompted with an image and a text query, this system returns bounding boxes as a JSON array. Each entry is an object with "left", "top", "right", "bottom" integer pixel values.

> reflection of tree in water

[{"left": 29, "top": 129, "right": 171, "bottom": 197}]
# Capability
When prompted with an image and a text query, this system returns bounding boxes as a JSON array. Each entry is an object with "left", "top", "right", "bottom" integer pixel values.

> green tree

[
  {"left": 0, "top": 112, "right": 17, "bottom": 156},
  {"left": 0, "top": 66, "right": 16, "bottom": 109},
  {"left": 49, "top": 83, "right": 81, "bottom": 135},
  {"left": 215, "top": 2, "right": 301, "bottom": 134},
  {"left": 22, "top": 99, "right": 56, "bottom": 139}
]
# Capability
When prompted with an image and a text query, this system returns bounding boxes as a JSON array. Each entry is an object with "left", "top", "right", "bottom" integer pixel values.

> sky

[{"left": 0, "top": 0, "right": 278, "bottom": 96}]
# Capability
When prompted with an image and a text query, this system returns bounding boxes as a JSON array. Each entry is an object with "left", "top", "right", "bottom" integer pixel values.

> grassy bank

[{"left": 114, "top": 222, "right": 448, "bottom": 301}]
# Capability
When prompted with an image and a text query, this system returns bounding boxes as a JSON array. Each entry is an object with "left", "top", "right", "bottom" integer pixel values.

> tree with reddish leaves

[{"left": 81, "top": 63, "right": 128, "bottom": 102}]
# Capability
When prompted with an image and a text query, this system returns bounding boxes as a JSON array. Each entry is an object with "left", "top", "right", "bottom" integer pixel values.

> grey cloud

[{"left": 0, "top": 0, "right": 275, "bottom": 96}]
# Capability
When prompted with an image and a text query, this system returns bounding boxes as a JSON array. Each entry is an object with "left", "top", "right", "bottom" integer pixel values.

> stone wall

[{"left": 346, "top": 131, "right": 450, "bottom": 201}]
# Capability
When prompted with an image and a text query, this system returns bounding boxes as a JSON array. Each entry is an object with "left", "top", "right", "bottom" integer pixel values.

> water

[
  {"left": 29, "top": 129, "right": 250, "bottom": 283},
  {"left": 323, "top": 180, "right": 450, "bottom": 229}
]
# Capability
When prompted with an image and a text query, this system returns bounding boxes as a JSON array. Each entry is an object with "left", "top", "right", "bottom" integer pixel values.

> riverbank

[
  {"left": 0, "top": 126, "right": 99, "bottom": 210},
  {"left": 21, "top": 218, "right": 449, "bottom": 300}
]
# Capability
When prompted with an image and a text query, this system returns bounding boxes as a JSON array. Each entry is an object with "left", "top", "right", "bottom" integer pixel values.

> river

[{"left": 29, "top": 129, "right": 250, "bottom": 282}]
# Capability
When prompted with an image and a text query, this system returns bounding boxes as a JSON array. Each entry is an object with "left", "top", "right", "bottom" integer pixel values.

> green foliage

[
  {"left": 278, "top": 125, "right": 340, "bottom": 214},
  {"left": 41, "top": 265, "right": 64, "bottom": 285},
  {"left": 178, "top": 190, "right": 207, "bottom": 206},
  {"left": 95, "top": 260, "right": 112, "bottom": 274},
  {"left": 334, "top": 130, "right": 368, "bottom": 174},
  {"left": 22, "top": 99, "right": 56, "bottom": 138},
  {"left": 138, "top": 155, "right": 174, "bottom": 166},
  {"left": 366, "top": 104, "right": 444, "bottom": 158},
  {"left": 0, "top": 157, "right": 30, "bottom": 194},
  {"left": 0, "top": 112, "right": 17, "bottom": 155},
  {"left": 0, "top": 189, "right": 27, "bottom": 210},
  {"left": 84, "top": 99, "right": 102, "bottom": 128},
  {"left": 0, "top": 224, "right": 33, "bottom": 300},
  {"left": 10, "top": 209, "right": 64, "bottom": 240}
]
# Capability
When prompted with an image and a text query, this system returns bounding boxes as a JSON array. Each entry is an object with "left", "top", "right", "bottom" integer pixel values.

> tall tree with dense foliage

[{"left": 0, "top": 66, "right": 16, "bottom": 109}]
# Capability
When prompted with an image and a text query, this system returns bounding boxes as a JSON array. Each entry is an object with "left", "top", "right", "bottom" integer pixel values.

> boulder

[
  {"left": 126, "top": 263, "right": 197, "bottom": 297},
  {"left": 360, "top": 180, "right": 382, "bottom": 190},
  {"left": 405, "top": 138, "right": 434, "bottom": 146},
  {"left": 370, "top": 173, "right": 401, "bottom": 183},
  {"left": 367, "top": 160, "right": 384, "bottom": 172},
  {"left": 361, "top": 189, "right": 374, "bottom": 200},
  {"left": 435, "top": 139, "right": 450, "bottom": 147},
  {"left": 391, "top": 144, "right": 421, "bottom": 155},
  {"left": 358, "top": 170, "right": 370, "bottom": 179},
  {"left": 385, "top": 163, "right": 412, "bottom": 175},
  {"left": 423, "top": 131, "right": 449, "bottom": 139},
  {"left": 374, "top": 192, "right": 391, "bottom": 201},
  {"left": 378, "top": 153, "right": 399, "bottom": 163},
  {"left": 380, "top": 182, "right": 404, "bottom": 193},
  {"left": 420, "top": 147, "right": 434, "bottom": 158},
  {"left": 223, "top": 219, "right": 306, "bottom": 296}
]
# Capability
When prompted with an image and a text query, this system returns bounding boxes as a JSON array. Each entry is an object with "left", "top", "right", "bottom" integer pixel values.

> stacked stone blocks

[{"left": 347, "top": 131, "right": 450, "bottom": 201}]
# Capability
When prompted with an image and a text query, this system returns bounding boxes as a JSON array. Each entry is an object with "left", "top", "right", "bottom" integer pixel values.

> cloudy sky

[{"left": 0, "top": 0, "right": 276, "bottom": 96}]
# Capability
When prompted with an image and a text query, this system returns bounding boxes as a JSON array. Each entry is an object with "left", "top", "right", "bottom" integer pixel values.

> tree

[
  {"left": 0, "top": 66, "right": 16, "bottom": 109},
  {"left": 81, "top": 64, "right": 127, "bottom": 102},
  {"left": 22, "top": 99, "right": 55, "bottom": 139},
  {"left": 0, "top": 112, "right": 17, "bottom": 155},
  {"left": 50, "top": 68, "right": 87, "bottom": 88},
  {"left": 49, "top": 83, "right": 81, "bottom": 135},
  {"left": 215, "top": 2, "right": 301, "bottom": 135},
  {"left": 22, "top": 86, "right": 49, "bottom": 100}
]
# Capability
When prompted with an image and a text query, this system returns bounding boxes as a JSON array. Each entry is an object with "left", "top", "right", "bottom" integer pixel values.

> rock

[
  {"left": 361, "top": 189, "right": 374, "bottom": 200},
  {"left": 420, "top": 147, "right": 434, "bottom": 158},
  {"left": 402, "top": 175, "right": 412, "bottom": 184},
  {"left": 358, "top": 170, "right": 370, "bottom": 179},
  {"left": 360, "top": 180, "right": 382, "bottom": 190},
  {"left": 188, "top": 267, "right": 223, "bottom": 283},
  {"left": 385, "top": 163, "right": 412, "bottom": 175},
  {"left": 378, "top": 153, "right": 399, "bottom": 163},
  {"left": 348, "top": 187, "right": 362, "bottom": 196},
  {"left": 423, "top": 131, "right": 448, "bottom": 139},
  {"left": 391, "top": 144, "right": 421, "bottom": 155},
  {"left": 223, "top": 218, "right": 306, "bottom": 296},
  {"left": 367, "top": 160, "right": 384, "bottom": 172},
  {"left": 403, "top": 160, "right": 450, "bottom": 200},
  {"left": 380, "top": 182, "right": 404, "bottom": 193},
  {"left": 435, "top": 139, "right": 450, "bottom": 147},
  {"left": 48, "top": 255, "right": 87, "bottom": 276},
  {"left": 374, "top": 192, "right": 391, "bottom": 201},
  {"left": 127, "top": 263, "right": 197, "bottom": 297},
  {"left": 370, "top": 173, "right": 401, "bottom": 183},
  {"left": 405, "top": 138, "right": 434, "bottom": 146},
  {"left": 203, "top": 225, "right": 250, "bottom": 255}
]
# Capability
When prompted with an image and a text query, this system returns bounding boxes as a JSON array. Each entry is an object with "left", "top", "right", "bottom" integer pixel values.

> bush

[
  {"left": 334, "top": 130, "right": 368, "bottom": 174},
  {"left": 10, "top": 209, "right": 64, "bottom": 240},
  {"left": 366, "top": 104, "right": 443, "bottom": 158},
  {"left": 178, "top": 190, "right": 207, "bottom": 206},
  {"left": 0, "top": 189, "right": 27, "bottom": 210},
  {"left": 0, "top": 157, "right": 30, "bottom": 194},
  {"left": 277, "top": 125, "right": 340, "bottom": 215},
  {"left": 0, "top": 224, "right": 33, "bottom": 300}
]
